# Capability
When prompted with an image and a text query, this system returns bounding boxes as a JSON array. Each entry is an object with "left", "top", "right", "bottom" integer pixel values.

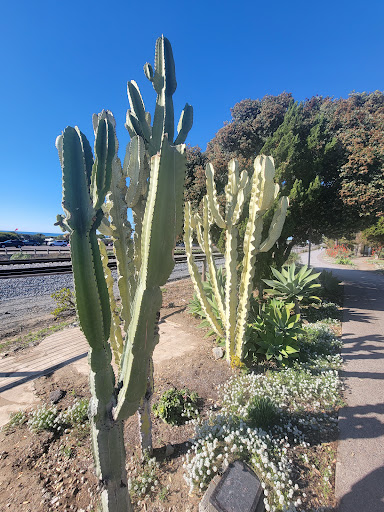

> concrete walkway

[
  {"left": 308, "top": 250, "right": 384, "bottom": 511},
  {"left": 0, "top": 318, "right": 200, "bottom": 427}
]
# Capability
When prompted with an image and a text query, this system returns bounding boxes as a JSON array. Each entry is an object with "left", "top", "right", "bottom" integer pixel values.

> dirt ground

[{"left": 0, "top": 280, "right": 234, "bottom": 511}]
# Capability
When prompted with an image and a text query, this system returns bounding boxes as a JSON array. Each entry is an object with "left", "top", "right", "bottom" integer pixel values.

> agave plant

[
  {"left": 262, "top": 263, "right": 321, "bottom": 314},
  {"left": 188, "top": 267, "right": 225, "bottom": 343},
  {"left": 245, "top": 298, "right": 303, "bottom": 363}
]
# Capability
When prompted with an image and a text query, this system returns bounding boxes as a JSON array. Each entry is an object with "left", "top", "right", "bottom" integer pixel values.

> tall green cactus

[
  {"left": 57, "top": 36, "right": 191, "bottom": 511},
  {"left": 185, "top": 155, "right": 288, "bottom": 362}
]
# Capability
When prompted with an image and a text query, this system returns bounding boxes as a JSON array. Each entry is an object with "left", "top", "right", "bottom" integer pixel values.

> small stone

[
  {"left": 165, "top": 444, "right": 175, "bottom": 457},
  {"left": 212, "top": 347, "right": 224, "bottom": 360},
  {"left": 50, "top": 389, "right": 65, "bottom": 404}
]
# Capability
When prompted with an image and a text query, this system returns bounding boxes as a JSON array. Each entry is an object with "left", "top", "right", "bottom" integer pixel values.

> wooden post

[{"left": 202, "top": 256, "right": 207, "bottom": 281}]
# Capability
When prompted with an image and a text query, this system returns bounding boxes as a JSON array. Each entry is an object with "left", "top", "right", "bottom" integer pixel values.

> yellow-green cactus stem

[{"left": 185, "top": 154, "right": 288, "bottom": 363}]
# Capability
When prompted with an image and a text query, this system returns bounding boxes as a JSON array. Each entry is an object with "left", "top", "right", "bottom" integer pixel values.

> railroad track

[{"left": 0, "top": 253, "right": 220, "bottom": 279}]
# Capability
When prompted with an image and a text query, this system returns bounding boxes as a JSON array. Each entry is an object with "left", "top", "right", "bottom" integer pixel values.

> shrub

[
  {"left": 153, "top": 388, "right": 200, "bottom": 425},
  {"left": 10, "top": 252, "right": 31, "bottom": 260},
  {"left": 326, "top": 244, "right": 352, "bottom": 260},
  {"left": 51, "top": 288, "right": 76, "bottom": 318},
  {"left": 128, "top": 450, "right": 160, "bottom": 499},
  {"left": 247, "top": 396, "right": 279, "bottom": 430},
  {"left": 302, "top": 301, "right": 341, "bottom": 322},
  {"left": 285, "top": 251, "right": 301, "bottom": 265},
  {"left": 58, "top": 398, "right": 89, "bottom": 426},
  {"left": 188, "top": 267, "right": 225, "bottom": 342},
  {"left": 318, "top": 270, "right": 341, "bottom": 299},
  {"left": 28, "top": 404, "right": 60, "bottom": 432},
  {"left": 263, "top": 264, "right": 321, "bottom": 314},
  {"left": 2, "top": 410, "right": 27, "bottom": 432},
  {"left": 335, "top": 256, "right": 353, "bottom": 265},
  {"left": 245, "top": 298, "right": 303, "bottom": 364}
]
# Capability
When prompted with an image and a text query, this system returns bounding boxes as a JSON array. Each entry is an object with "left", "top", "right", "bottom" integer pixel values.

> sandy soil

[{"left": 0, "top": 280, "right": 234, "bottom": 511}]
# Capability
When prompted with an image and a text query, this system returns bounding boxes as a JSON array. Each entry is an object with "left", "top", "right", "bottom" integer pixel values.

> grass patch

[{"left": 0, "top": 320, "right": 72, "bottom": 352}]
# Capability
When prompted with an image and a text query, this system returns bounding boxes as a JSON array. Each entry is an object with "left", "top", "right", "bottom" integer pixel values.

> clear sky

[{"left": 0, "top": 0, "right": 383, "bottom": 233}]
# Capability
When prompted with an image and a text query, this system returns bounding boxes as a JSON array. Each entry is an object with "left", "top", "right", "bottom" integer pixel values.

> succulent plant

[
  {"left": 184, "top": 155, "right": 288, "bottom": 361},
  {"left": 57, "top": 36, "right": 191, "bottom": 512}
]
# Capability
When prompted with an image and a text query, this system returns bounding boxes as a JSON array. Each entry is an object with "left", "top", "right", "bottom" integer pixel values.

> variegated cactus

[
  {"left": 184, "top": 155, "right": 288, "bottom": 362},
  {"left": 57, "top": 36, "right": 191, "bottom": 512}
]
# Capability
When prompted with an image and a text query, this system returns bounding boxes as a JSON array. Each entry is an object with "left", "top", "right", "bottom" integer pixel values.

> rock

[
  {"left": 165, "top": 444, "right": 175, "bottom": 457},
  {"left": 212, "top": 347, "right": 224, "bottom": 360},
  {"left": 50, "top": 389, "right": 65, "bottom": 404}
]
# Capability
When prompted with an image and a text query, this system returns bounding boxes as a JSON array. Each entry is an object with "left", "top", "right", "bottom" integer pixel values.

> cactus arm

[
  {"left": 99, "top": 240, "right": 124, "bottom": 367},
  {"left": 205, "top": 162, "right": 226, "bottom": 228},
  {"left": 126, "top": 80, "right": 152, "bottom": 143},
  {"left": 125, "top": 136, "right": 148, "bottom": 208},
  {"left": 184, "top": 202, "right": 225, "bottom": 338},
  {"left": 231, "top": 168, "right": 249, "bottom": 226},
  {"left": 91, "top": 114, "right": 114, "bottom": 211},
  {"left": 234, "top": 160, "right": 268, "bottom": 359},
  {"left": 174, "top": 103, "right": 193, "bottom": 145},
  {"left": 234, "top": 156, "right": 288, "bottom": 359},
  {"left": 224, "top": 223, "right": 238, "bottom": 359},
  {"left": 192, "top": 211, "right": 205, "bottom": 253},
  {"left": 113, "top": 137, "right": 186, "bottom": 420},
  {"left": 202, "top": 197, "right": 226, "bottom": 329},
  {"left": 147, "top": 36, "right": 177, "bottom": 154},
  {"left": 259, "top": 196, "right": 289, "bottom": 252},
  {"left": 124, "top": 136, "right": 150, "bottom": 274},
  {"left": 106, "top": 154, "right": 136, "bottom": 330},
  {"left": 58, "top": 116, "right": 131, "bottom": 512}
]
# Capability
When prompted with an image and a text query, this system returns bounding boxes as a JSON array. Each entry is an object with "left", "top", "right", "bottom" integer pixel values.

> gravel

[
  {"left": 0, "top": 258, "right": 225, "bottom": 339},
  {"left": 0, "top": 259, "right": 225, "bottom": 301}
]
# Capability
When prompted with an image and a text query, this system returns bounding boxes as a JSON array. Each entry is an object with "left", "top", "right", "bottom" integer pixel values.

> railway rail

[{"left": 0, "top": 253, "right": 221, "bottom": 279}]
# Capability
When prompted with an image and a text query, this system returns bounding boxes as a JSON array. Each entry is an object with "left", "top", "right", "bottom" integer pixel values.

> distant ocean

[{"left": 0, "top": 230, "right": 62, "bottom": 237}]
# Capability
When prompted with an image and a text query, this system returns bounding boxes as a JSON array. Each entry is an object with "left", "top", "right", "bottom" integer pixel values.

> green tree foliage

[
  {"left": 184, "top": 91, "right": 383, "bottom": 283},
  {"left": 185, "top": 146, "right": 209, "bottom": 210},
  {"left": 363, "top": 217, "right": 384, "bottom": 247},
  {"left": 325, "top": 91, "right": 384, "bottom": 219},
  {"left": 0, "top": 231, "right": 22, "bottom": 242},
  {"left": 260, "top": 102, "right": 352, "bottom": 267}
]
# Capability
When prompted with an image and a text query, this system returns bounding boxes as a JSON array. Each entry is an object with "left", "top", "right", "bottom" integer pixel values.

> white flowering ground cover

[{"left": 183, "top": 322, "right": 343, "bottom": 512}]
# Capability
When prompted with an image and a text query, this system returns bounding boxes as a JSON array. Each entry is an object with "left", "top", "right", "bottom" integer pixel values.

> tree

[
  {"left": 185, "top": 146, "right": 209, "bottom": 210},
  {"left": 363, "top": 217, "right": 384, "bottom": 247},
  {"left": 260, "top": 102, "right": 351, "bottom": 260},
  {"left": 325, "top": 91, "right": 384, "bottom": 221}
]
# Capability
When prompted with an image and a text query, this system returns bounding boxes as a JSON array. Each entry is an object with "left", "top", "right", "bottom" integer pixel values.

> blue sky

[{"left": 0, "top": 0, "right": 383, "bottom": 233}]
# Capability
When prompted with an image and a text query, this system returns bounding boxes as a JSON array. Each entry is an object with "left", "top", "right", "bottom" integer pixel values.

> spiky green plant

[
  {"left": 188, "top": 266, "right": 225, "bottom": 342},
  {"left": 263, "top": 263, "right": 321, "bottom": 314},
  {"left": 245, "top": 298, "right": 303, "bottom": 363},
  {"left": 56, "top": 36, "right": 191, "bottom": 512},
  {"left": 184, "top": 156, "right": 288, "bottom": 361}
]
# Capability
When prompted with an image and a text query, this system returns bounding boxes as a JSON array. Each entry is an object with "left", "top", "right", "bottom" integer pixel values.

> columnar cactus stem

[
  {"left": 57, "top": 114, "right": 131, "bottom": 511},
  {"left": 185, "top": 155, "right": 288, "bottom": 362},
  {"left": 57, "top": 37, "right": 192, "bottom": 511}
]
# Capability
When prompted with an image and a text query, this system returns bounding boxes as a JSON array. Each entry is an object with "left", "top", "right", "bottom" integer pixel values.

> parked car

[
  {"left": 0, "top": 239, "right": 23, "bottom": 248},
  {"left": 47, "top": 240, "right": 68, "bottom": 246},
  {"left": 21, "top": 239, "right": 41, "bottom": 246}
]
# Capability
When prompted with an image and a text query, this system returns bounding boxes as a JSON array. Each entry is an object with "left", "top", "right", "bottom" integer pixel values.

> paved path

[
  {"left": 307, "top": 250, "right": 384, "bottom": 511},
  {"left": 0, "top": 317, "right": 200, "bottom": 427}
]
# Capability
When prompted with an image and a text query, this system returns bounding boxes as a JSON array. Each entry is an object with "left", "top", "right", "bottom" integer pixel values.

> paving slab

[
  {"left": 307, "top": 250, "right": 384, "bottom": 511},
  {"left": 0, "top": 318, "right": 200, "bottom": 427}
]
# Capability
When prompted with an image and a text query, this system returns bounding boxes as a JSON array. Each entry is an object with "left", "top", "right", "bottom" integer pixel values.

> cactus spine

[
  {"left": 57, "top": 37, "right": 192, "bottom": 511},
  {"left": 184, "top": 155, "right": 288, "bottom": 362}
]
